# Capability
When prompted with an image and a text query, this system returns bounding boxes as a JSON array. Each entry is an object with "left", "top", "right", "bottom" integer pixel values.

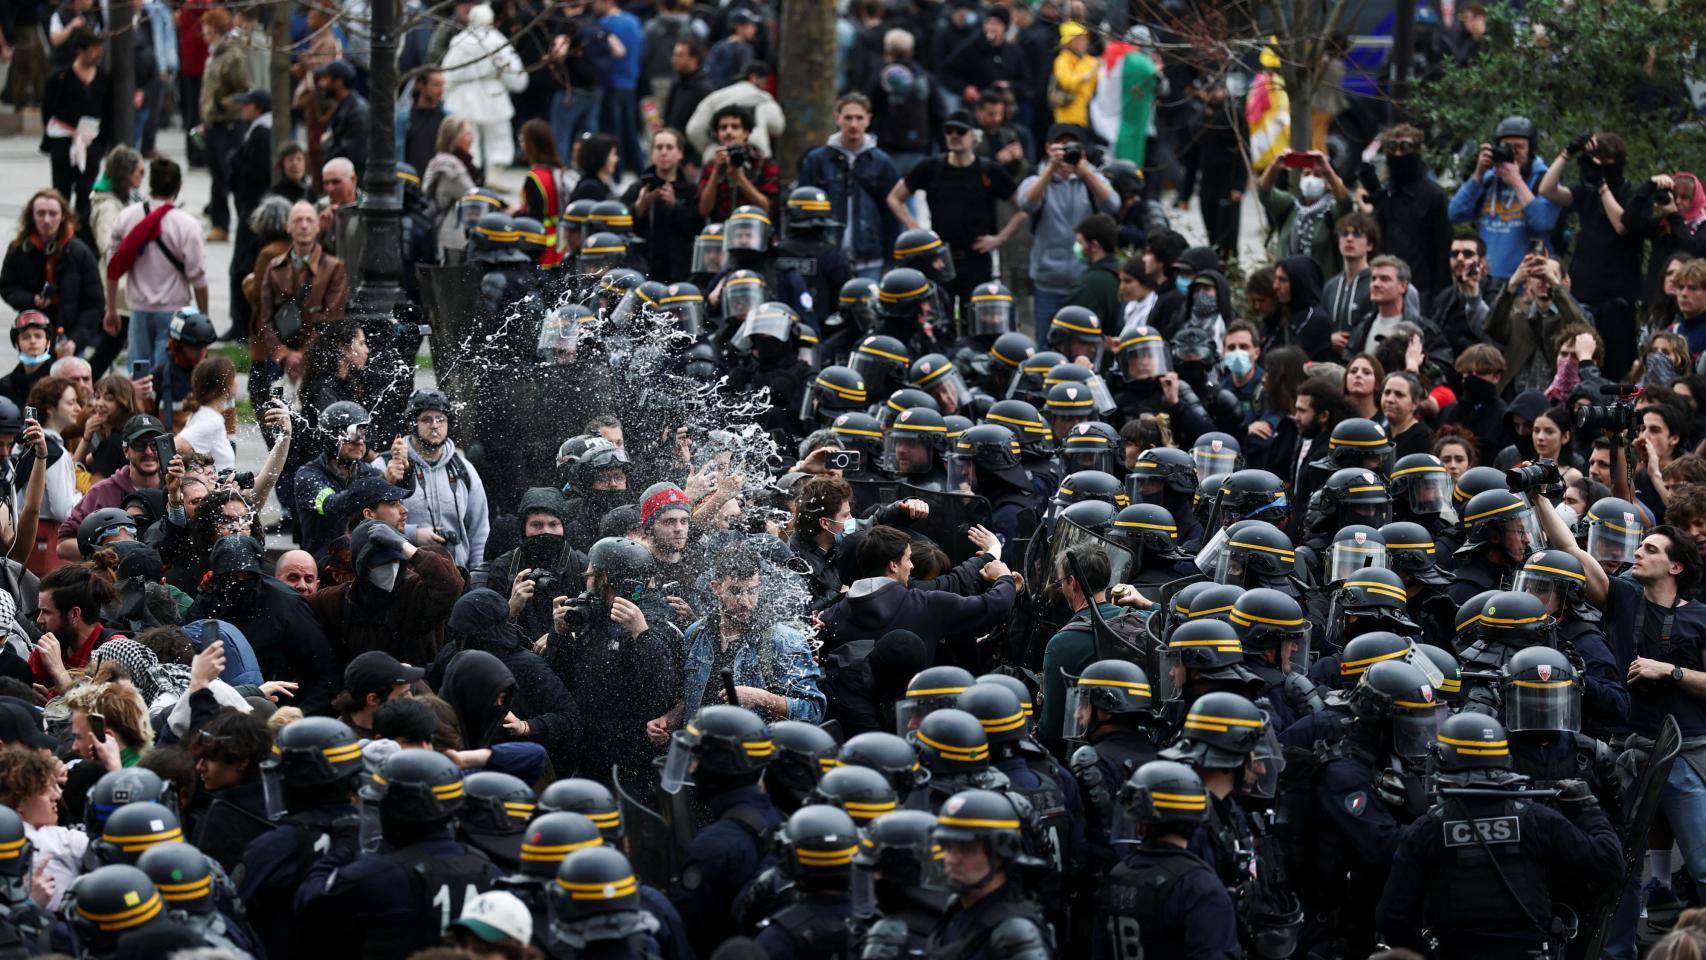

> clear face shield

[
  {"left": 1391, "top": 705, "right": 1443, "bottom": 762},
  {"left": 919, "top": 369, "right": 973, "bottom": 418},
  {"left": 1511, "top": 504, "right": 1548, "bottom": 557},
  {"left": 1007, "top": 365, "right": 1050, "bottom": 401},
  {"left": 1061, "top": 682, "right": 1103, "bottom": 742},
  {"left": 1403, "top": 471, "right": 1455, "bottom": 520},
  {"left": 723, "top": 280, "right": 767, "bottom": 321},
  {"left": 1192, "top": 446, "right": 1240, "bottom": 479},
  {"left": 1242, "top": 725, "right": 1286, "bottom": 800},
  {"left": 1503, "top": 677, "right": 1582, "bottom": 733},
  {"left": 947, "top": 455, "right": 976, "bottom": 494},
  {"left": 663, "top": 297, "right": 706, "bottom": 337},
  {"left": 1196, "top": 525, "right": 1232, "bottom": 578},
  {"left": 608, "top": 289, "right": 655, "bottom": 328},
  {"left": 894, "top": 693, "right": 958, "bottom": 736},
  {"left": 1326, "top": 541, "right": 1388, "bottom": 585},
  {"left": 537, "top": 313, "right": 583, "bottom": 363},
  {"left": 660, "top": 731, "right": 697, "bottom": 795},
  {"left": 261, "top": 757, "right": 286, "bottom": 820},
  {"left": 915, "top": 244, "right": 956, "bottom": 283},
  {"left": 724, "top": 217, "right": 771, "bottom": 253},
  {"left": 972, "top": 297, "right": 1015, "bottom": 337},
  {"left": 731, "top": 308, "right": 794, "bottom": 353},
  {"left": 1155, "top": 649, "right": 1187, "bottom": 705},
  {"left": 1062, "top": 444, "right": 1116, "bottom": 476},
  {"left": 849, "top": 350, "right": 903, "bottom": 391},
  {"left": 882, "top": 433, "right": 937, "bottom": 476},
  {"left": 692, "top": 233, "right": 726, "bottom": 274},
  {"left": 1586, "top": 515, "right": 1642, "bottom": 568},
  {"left": 1510, "top": 569, "right": 1570, "bottom": 616},
  {"left": 1122, "top": 340, "right": 1173, "bottom": 382},
  {"left": 459, "top": 199, "right": 492, "bottom": 234}
]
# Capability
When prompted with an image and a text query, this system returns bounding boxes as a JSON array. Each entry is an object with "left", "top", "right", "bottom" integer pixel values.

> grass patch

[{"left": 216, "top": 344, "right": 253, "bottom": 374}]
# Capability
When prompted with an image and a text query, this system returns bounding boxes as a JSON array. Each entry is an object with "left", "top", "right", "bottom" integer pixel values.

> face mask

[
  {"left": 1073, "top": 241, "right": 1087, "bottom": 264},
  {"left": 1224, "top": 348, "right": 1254, "bottom": 376},
  {"left": 367, "top": 562, "right": 400, "bottom": 592},
  {"left": 1388, "top": 153, "right": 1423, "bottom": 181},
  {"left": 831, "top": 516, "right": 857, "bottom": 543},
  {"left": 523, "top": 533, "right": 566, "bottom": 565},
  {"left": 1191, "top": 291, "right": 1218, "bottom": 318},
  {"left": 1298, "top": 175, "right": 1326, "bottom": 202},
  {"left": 1174, "top": 276, "right": 1192, "bottom": 294},
  {"left": 17, "top": 351, "right": 49, "bottom": 368}
]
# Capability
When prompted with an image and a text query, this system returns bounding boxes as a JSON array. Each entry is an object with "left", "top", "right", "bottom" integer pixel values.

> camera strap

[{"left": 1639, "top": 593, "right": 1680, "bottom": 660}]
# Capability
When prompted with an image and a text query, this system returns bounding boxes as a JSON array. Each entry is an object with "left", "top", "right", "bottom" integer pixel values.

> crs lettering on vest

[{"left": 1441, "top": 815, "right": 1520, "bottom": 847}]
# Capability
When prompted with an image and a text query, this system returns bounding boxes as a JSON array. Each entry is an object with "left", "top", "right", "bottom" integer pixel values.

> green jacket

[
  {"left": 1261, "top": 186, "right": 1351, "bottom": 284},
  {"left": 1040, "top": 600, "right": 1124, "bottom": 755},
  {"left": 1064, "top": 254, "right": 1124, "bottom": 334},
  {"left": 200, "top": 39, "right": 252, "bottom": 125}
]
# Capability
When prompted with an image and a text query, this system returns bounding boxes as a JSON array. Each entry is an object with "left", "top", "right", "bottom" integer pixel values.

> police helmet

[
  {"left": 784, "top": 185, "right": 837, "bottom": 230},
  {"left": 587, "top": 199, "right": 635, "bottom": 235},
  {"left": 66, "top": 864, "right": 166, "bottom": 950},
  {"left": 518, "top": 811, "right": 605, "bottom": 878},
  {"left": 1500, "top": 646, "right": 1580, "bottom": 733},
  {"left": 1169, "top": 581, "right": 1215, "bottom": 630},
  {"left": 1061, "top": 421, "right": 1122, "bottom": 475},
  {"left": 1454, "top": 589, "right": 1499, "bottom": 650},
  {"left": 931, "top": 790, "right": 1037, "bottom": 866},
  {"left": 1057, "top": 499, "right": 1117, "bottom": 537},
  {"left": 884, "top": 406, "right": 948, "bottom": 474},
  {"left": 549, "top": 846, "right": 646, "bottom": 926},
  {"left": 660, "top": 282, "right": 707, "bottom": 336},
  {"left": 806, "top": 765, "right": 898, "bottom": 825},
  {"left": 956, "top": 683, "right": 1028, "bottom": 748},
  {"left": 1012, "top": 351, "right": 1067, "bottom": 403},
  {"left": 775, "top": 805, "right": 860, "bottom": 883},
  {"left": 910, "top": 708, "right": 990, "bottom": 777},
  {"left": 1478, "top": 590, "right": 1556, "bottom": 648},
  {"left": 1336, "top": 568, "right": 1417, "bottom": 630},
  {"left": 563, "top": 198, "right": 599, "bottom": 232},
  {"left": 907, "top": 353, "right": 973, "bottom": 416},
  {"left": 1118, "top": 760, "right": 1211, "bottom": 829},
  {"left": 1129, "top": 446, "right": 1198, "bottom": 497},
  {"left": 610, "top": 279, "right": 668, "bottom": 327},
  {"left": 666, "top": 705, "right": 773, "bottom": 790},
  {"left": 1416, "top": 643, "right": 1465, "bottom": 707},
  {"left": 1162, "top": 692, "right": 1266, "bottom": 769},
  {"left": 1214, "top": 469, "right": 1288, "bottom": 527},
  {"left": 1433, "top": 712, "right": 1512, "bottom": 778},
  {"left": 1511, "top": 549, "right": 1590, "bottom": 616},
  {"left": 1583, "top": 496, "right": 1644, "bottom": 568},
  {"left": 1186, "top": 583, "right": 1245, "bottom": 624},
  {"left": 849, "top": 335, "right": 913, "bottom": 397},
  {"left": 137, "top": 842, "right": 217, "bottom": 916},
  {"left": 1324, "top": 525, "right": 1387, "bottom": 585},
  {"left": 894, "top": 228, "right": 950, "bottom": 275},
  {"left": 469, "top": 213, "right": 518, "bottom": 262},
  {"left": 577, "top": 231, "right": 630, "bottom": 272},
  {"left": 1389, "top": 453, "right": 1453, "bottom": 518},
  {"left": 1347, "top": 660, "right": 1443, "bottom": 760},
  {"left": 1115, "top": 323, "right": 1171, "bottom": 380},
  {"left": 768, "top": 721, "right": 839, "bottom": 796},
  {"left": 1165, "top": 619, "right": 1246, "bottom": 673},
  {"left": 895, "top": 665, "right": 975, "bottom": 736},
  {"left": 834, "top": 277, "right": 880, "bottom": 334},
  {"left": 805, "top": 366, "right": 869, "bottom": 423},
  {"left": 594, "top": 269, "right": 644, "bottom": 311},
  {"left": 369, "top": 749, "right": 465, "bottom": 824},
  {"left": 1056, "top": 469, "right": 1126, "bottom": 508},
  {"left": 168, "top": 307, "right": 216, "bottom": 348},
  {"left": 853, "top": 809, "right": 943, "bottom": 891},
  {"left": 1062, "top": 659, "right": 1153, "bottom": 742},
  {"left": 970, "top": 281, "right": 1017, "bottom": 336},
  {"left": 1338, "top": 630, "right": 1416, "bottom": 682},
  {"left": 537, "top": 779, "right": 623, "bottom": 844},
  {"left": 1170, "top": 324, "right": 1218, "bottom": 368},
  {"left": 1378, "top": 520, "right": 1444, "bottom": 575},
  {"left": 1215, "top": 520, "right": 1297, "bottom": 586},
  {"left": 1192, "top": 433, "right": 1244, "bottom": 479},
  {"left": 984, "top": 399, "right": 1055, "bottom": 456},
  {"left": 0, "top": 806, "right": 32, "bottom": 891},
  {"left": 77, "top": 507, "right": 138, "bottom": 558},
  {"left": 1043, "top": 380, "right": 1098, "bottom": 425},
  {"left": 461, "top": 771, "right": 536, "bottom": 838},
  {"left": 1326, "top": 418, "right": 1395, "bottom": 471},
  {"left": 831, "top": 411, "right": 886, "bottom": 459},
  {"left": 586, "top": 536, "right": 655, "bottom": 582},
  {"left": 96, "top": 801, "right": 183, "bottom": 865},
  {"left": 1310, "top": 468, "right": 1393, "bottom": 535},
  {"left": 838, "top": 732, "right": 929, "bottom": 795},
  {"left": 1230, "top": 588, "right": 1308, "bottom": 652},
  {"left": 1458, "top": 488, "right": 1537, "bottom": 554},
  {"left": 719, "top": 268, "right": 768, "bottom": 320},
  {"left": 1113, "top": 502, "right": 1183, "bottom": 561},
  {"left": 85, "top": 769, "right": 171, "bottom": 833},
  {"left": 513, "top": 216, "right": 550, "bottom": 258},
  {"left": 264, "top": 715, "right": 363, "bottom": 790},
  {"left": 1047, "top": 304, "right": 1103, "bottom": 353},
  {"left": 876, "top": 267, "right": 935, "bottom": 319},
  {"left": 1452, "top": 465, "right": 1509, "bottom": 507},
  {"left": 949, "top": 423, "right": 1030, "bottom": 491}
]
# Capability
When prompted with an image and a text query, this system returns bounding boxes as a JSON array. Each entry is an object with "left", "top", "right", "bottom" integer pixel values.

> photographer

[
  {"left": 474, "top": 487, "right": 586, "bottom": 642},
  {"left": 1017, "top": 124, "right": 1119, "bottom": 339},
  {"left": 696, "top": 103, "right": 779, "bottom": 222},
  {"left": 1539, "top": 132, "right": 1644, "bottom": 380},
  {"left": 397, "top": 390, "right": 489, "bottom": 570},
  {"left": 540, "top": 536, "right": 681, "bottom": 790},
  {"left": 1485, "top": 253, "right": 1590, "bottom": 398},
  {"left": 1447, "top": 115, "right": 1559, "bottom": 287}
]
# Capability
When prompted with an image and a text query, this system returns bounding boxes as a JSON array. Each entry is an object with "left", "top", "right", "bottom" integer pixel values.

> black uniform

[
  {"left": 237, "top": 804, "right": 364, "bottom": 960},
  {"left": 1094, "top": 842, "right": 1241, "bottom": 960},
  {"left": 752, "top": 890, "right": 853, "bottom": 960},
  {"left": 928, "top": 880, "right": 1052, "bottom": 960},
  {"left": 669, "top": 784, "right": 782, "bottom": 957}
]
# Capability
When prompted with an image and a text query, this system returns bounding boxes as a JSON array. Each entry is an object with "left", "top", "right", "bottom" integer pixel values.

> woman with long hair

[
  {"left": 24, "top": 375, "right": 81, "bottom": 531},
  {"left": 424, "top": 115, "right": 482, "bottom": 260},
  {"left": 0, "top": 187, "right": 104, "bottom": 364},
  {"left": 64, "top": 660, "right": 154, "bottom": 769},
  {"left": 1344, "top": 353, "right": 1385, "bottom": 421},
  {"left": 517, "top": 118, "right": 576, "bottom": 268},
  {"left": 302, "top": 319, "right": 370, "bottom": 421},
  {"left": 74, "top": 373, "right": 142, "bottom": 481},
  {"left": 176, "top": 355, "right": 239, "bottom": 473},
  {"left": 1431, "top": 427, "right": 1480, "bottom": 480}
]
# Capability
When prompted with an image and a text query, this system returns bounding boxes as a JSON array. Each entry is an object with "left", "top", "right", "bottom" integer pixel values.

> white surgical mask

[{"left": 1299, "top": 175, "right": 1326, "bottom": 202}]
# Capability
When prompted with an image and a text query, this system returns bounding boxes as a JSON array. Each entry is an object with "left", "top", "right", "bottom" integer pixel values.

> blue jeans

[
  {"left": 600, "top": 86, "right": 642, "bottom": 177},
  {"left": 551, "top": 88, "right": 602, "bottom": 171},
  {"left": 1664, "top": 759, "right": 1706, "bottom": 904},
  {"left": 1032, "top": 286, "right": 1068, "bottom": 342},
  {"left": 129, "top": 310, "right": 174, "bottom": 370}
]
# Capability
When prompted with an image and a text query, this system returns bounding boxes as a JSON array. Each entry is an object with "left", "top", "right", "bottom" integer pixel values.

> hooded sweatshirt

[
  {"left": 1263, "top": 255, "right": 1335, "bottom": 361},
  {"left": 441, "top": 648, "right": 518, "bottom": 750},
  {"left": 797, "top": 131, "right": 900, "bottom": 265},
  {"left": 1018, "top": 162, "right": 1120, "bottom": 292},
  {"left": 401, "top": 437, "right": 490, "bottom": 569}
]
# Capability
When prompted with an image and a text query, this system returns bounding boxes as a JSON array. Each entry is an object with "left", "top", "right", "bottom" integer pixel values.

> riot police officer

[
  {"left": 1110, "top": 503, "right": 1188, "bottom": 596},
  {"left": 1379, "top": 519, "right": 1460, "bottom": 644},
  {"left": 64, "top": 864, "right": 183, "bottom": 959},
  {"left": 1314, "top": 568, "right": 1420, "bottom": 677},
  {"left": 457, "top": 772, "right": 535, "bottom": 871},
  {"left": 548, "top": 846, "right": 665, "bottom": 959},
  {"left": 1389, "top": 452, "right": 1456, "bottom": 537},
  {"left": 765, "top": 720, "right": 838, "bottom": 814},
  {"left": 821, "top": 276, "right": 878, "bottom": 362},
  {"left": 928, "top": 790, "right": 1054, "bottom": 959},
  {"left": 1205, "top": 468, "right": 1290, "bottom": 537},
  {"left": 138, "top": 842, "right": 261, "bottom": 959},
  {"left": 1376, "top": 713, "right": 1623, "bottom": 959},
  {"left": 1063, "top": 659, "right": 1160, "bottom": 869},
  {"left": 661, "top": 704, "right": 783, "bottom": 957},
  {"left": 1294, "top": 418, "right": 1395, "bottom": 535},
  {"left": 1110, "top": 324, "right": 1215, "bottom": 443},
  {"left": 502, "top": 811, "right": 605, "bottom": 944},
  {"left": 909, "top": 708, "right": 1010, "bottom": 811},
  {"left": 801, "top": 366, "right": 869, "bottom": 432},
  {"left": 947, "top": 423, "right": 1043, "bottom": 547},
  {"left": 751, "top": 805, "right": 859, "bottom": 958},
  {"left": 849, "top": 809, "right": 951, "bottom": 957},
  {"left": 806, "top": 765, "right": 899, "bottom": 827},
  {"left": 1449, "top": 487, "right": 1541, "bottom": 605},
  {"left": 0, "top": 806, "right": 51, "bottom": 955},
  {"left": 873, "top": 267, "right": 943, "bottom": 356},
  {"left": 838, "top": 732, "right": 932, "bottom": 808},
  {"left": 296, "top": 748, "right": 502, "bottom": 959},
  {"left": 1501, "top": 647, "right": 1623, "bottom": 815},
  {"left": 728, "top": 301, "right": 815, "bottom": 442},
  {"left": 893, "top": 228, "right": 958, "bottom": 329},
  {"left": 1300, "top": 468, "right": 1393, "bottom": 570},
  {"left": 1202, "top": 520, "right": 1306, "bottom": 599},
  {"left": 984, "top": 398, "right": 1062, "bottom": 501},
  {"left": 1231, "top": 587, "right": 1320, "bottom": 729},
  {"left": 774, "top": 186, "right": 851, "bottom": 329},
  {"left": 1094, "top": 761, "right": 1239, "bottom": 960},
  {"left": 959, "top": 682, "right": 1084, "bottom": 879},
  {"left": 1457, "top": 589, "right": 1556, "bottom": 715},
  {"left": 1158, "top": 620, "right": 1266, "bottom": 731},
  {"left": 1300, "top": 659, "right": 1441, "bottom": 957},
  {"left": 1510, "top": 549, "right": 1630, "bottom": 734},
  {"left": 1126, "top": 446, "right": 1200, "bottom": 546},
  {"left": 88, "top": 801, "right": 183, "bottom": 866},
  {"left": 881, "top": 405, "right": 949, "bottom": 490}
]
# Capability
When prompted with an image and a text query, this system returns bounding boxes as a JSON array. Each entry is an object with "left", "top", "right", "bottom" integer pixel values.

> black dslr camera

[
  {"left": 1490, "top": 142, "right": 1517, "bottom": 165},
  {"left": 1575, "top": 385, "right": 1640, "bottom": 436},
  {"left": 726, "top": 144, "right": 749, "bottom": 170},
  {"left": 1505, "top": 458, "right": 1562, "bottom": 492},
  {"left": 529, "top": 569, "right": 559, "bottom": 597},
  {"left": 1061, "top": 144, "right": 1083, "bottom": 167},
  {"left": 559, "top": 590, "right": 596, "bottom": 633}
]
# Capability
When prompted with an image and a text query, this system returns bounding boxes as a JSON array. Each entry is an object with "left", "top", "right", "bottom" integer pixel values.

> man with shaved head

[{"left": 275, "top": 550, "right": 320, "bottom": 597}]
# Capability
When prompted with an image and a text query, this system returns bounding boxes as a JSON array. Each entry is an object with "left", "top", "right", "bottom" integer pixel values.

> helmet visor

[
  {"left": 1586, "top": 514, "right": 1642, "bottom": 567},
  {"left": 947, "top": 455, "right": 976, "bottom": 494},
  {"left": 665, "top": 298, "right": 706, "bottom": 337},
  {"left": 1061, "top": 683, "right": 1097, "bottom": 741},
  {"left": 849, "top": 348, "right": 904, "bottom": 387},
  {"left": 692, "top": 234, "right": 726, "bottom": 274},
  {"left": 537, "top": 314, "right": 584, "bottom": 360},
  {"left": 608, "top": 289, "right": 653, "bottom": 328},
  {"left": 882, "top": 432, "right": 937, "bottom": 476},
  {"left": 1241, "top": 725, "right": 1286, "bottom": 800},
  {"left": 725, "top": 217, "right": 771, "bottom": 252},
  {"left": 894, "top": 694, "right": 955, "bottom": 736},
  {"left": 1510, "top": 569, "right": 1570, "bottom": 616},
  {"left": 723, "top": 280, "right": 767, "bottom": 320},
  {"left": 1062, "top": 445, "right": 1116, "bottom": 476},
  {"left": 1391, "top": 706, "right": 1443, "bottom": 761},
  {"left": 1326, "top": 541, "right": 1387, "bottom": 585},
  {"left": 731, "top": 309, "right": 794, "bottom": 353},
  {"left": 972, "top": 297, "right": 1015, "bottom": 336},
  {"left": 1503, "top": 677, "right": 1581, "bottom": 732},
  {"left": 660, "top": 733, "right": 696, "bottom": 795},
  {"left": 1156, "top": 647, "right": 1185, "bottom": 704},
  {"left": 262, "top": 762, "right": 287, "bottom": 820},
  {"left": 1515, "top": 499, "right": 1548, "bottom": 555},
  {"left": 1404, "top": 472, "right": 1454, "bottom": 519},
  {"left": 1196, "top": 525, "right": 1232, "bottom": 579},
  {"left": 1120, "top": 338, "right": 1172, "bottom": 380},
  {"left": 917, "top": 368, "right": 973, "bottom": 417},
  {"left": 1192, "top": 446, "right": 1241, "bottom": 480}
]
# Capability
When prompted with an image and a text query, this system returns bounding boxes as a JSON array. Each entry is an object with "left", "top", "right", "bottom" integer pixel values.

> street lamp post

[{"left": 350, "top": 0, "right": 407, "bottom": 425}]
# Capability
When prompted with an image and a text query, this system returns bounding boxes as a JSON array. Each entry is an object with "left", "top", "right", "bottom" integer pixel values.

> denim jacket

[{"left": 680, "top": 619, "right": 825, "bottom": 724}]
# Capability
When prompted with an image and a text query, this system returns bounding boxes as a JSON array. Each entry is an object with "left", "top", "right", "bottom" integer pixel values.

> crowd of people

[{"left": 0, "top": 0, "right": 1701, "bottom": 958}]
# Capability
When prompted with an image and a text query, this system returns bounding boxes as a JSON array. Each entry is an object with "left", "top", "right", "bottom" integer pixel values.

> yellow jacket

[{"left": 1052, "top": 50, "right": 1098, "bottom": 126}]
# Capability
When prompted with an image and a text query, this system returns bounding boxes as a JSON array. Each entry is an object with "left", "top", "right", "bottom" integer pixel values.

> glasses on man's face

[
  {"left": 418, "top": 415, "right": 448, "bottom": 427},
  {"left": 946, "top": 128, "right": 971, "bottom": 137}
]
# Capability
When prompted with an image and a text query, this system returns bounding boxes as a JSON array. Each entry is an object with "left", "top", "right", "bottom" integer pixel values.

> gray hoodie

[
  {"left": 1017, "top": 163, "right": 1119, "bottom": 292},
  {"left": 401, "top": 437, "right": 490, "bottom": 569}
]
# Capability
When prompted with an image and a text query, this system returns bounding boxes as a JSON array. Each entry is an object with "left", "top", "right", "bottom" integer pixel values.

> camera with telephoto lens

[
  {"left": 1575, "top": 391, "right": 1639, "bottom": 436},
  {"left": 217, "top": 469, "right": 256, "bottom": 489},
  {"left": 726, "top": 144, "right": 749, "bottom": 169},
  {"left": 1505, "top": 458, "right": 1562, "bottom": 493},
  {"left": 1490, "top": 143, "right": 1517, "bottom": 165},
  {"left": 1061, "top": 144, "right": 1083, "bottom": 167}
]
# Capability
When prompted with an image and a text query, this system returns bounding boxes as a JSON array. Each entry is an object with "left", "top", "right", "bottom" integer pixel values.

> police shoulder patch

[
  {"left": 1344, "top": 791, "right": 1367, "bottom": 817},
  {"left": 679, "top": 863, "right": 703, "bottom": 891}
]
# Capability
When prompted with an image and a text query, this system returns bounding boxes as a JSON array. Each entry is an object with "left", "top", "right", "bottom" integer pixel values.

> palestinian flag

[{"left": 1089, "top": 40, "right": 1158, "bottom": 167}]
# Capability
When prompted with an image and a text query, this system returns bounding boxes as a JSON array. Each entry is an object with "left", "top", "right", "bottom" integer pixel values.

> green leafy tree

[{"left": 1417, "top": 0, "right": 1706, "bottom": 175}]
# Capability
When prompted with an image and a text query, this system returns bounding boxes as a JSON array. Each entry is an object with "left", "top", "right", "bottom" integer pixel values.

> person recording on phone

[
  {"left": 1485, "top": 251, "right": 1591, "bottom": 397},
  {"left": 1430, "top": 229, "right": 1494, "bottom": 355}
]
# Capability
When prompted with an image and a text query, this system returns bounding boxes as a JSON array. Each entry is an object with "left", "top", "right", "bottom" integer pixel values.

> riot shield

[
  {"left": 614, "top": 762, "right": 683, "bottom": 889},
  {"left": 896, "top": 483, "right": 993, "bottom": 567},
  {"left": 416, "top": 263, "right": 482, "bottom": 398},
  {"left": 1066, "top": 550, "right": 1154, "bottom": 677},
  {"left": 1146, "top": 573, "right": 1208, "bottom": 649},
  {"left": 1580, "top": 715, "right": 1681, "bottom": 958},
  {"left": 1048, "top": 520, "right": 1137, "bottom": 597},
  {"left": 849, "top": 478, "right": 900, "bottom": 519}
]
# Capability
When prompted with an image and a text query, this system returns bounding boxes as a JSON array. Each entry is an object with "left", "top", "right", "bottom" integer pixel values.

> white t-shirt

[{"left": 179, "top": 405, "right": 235, "bottom": 473}]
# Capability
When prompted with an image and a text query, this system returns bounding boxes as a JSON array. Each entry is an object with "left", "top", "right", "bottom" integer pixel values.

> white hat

[{"left": 449, "top": 890, "right": 532, "bottom": 944}]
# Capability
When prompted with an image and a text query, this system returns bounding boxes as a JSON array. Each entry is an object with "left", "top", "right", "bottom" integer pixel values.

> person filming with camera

[{"left": 698, "top": 103, "right": 779, "bottom": 222}]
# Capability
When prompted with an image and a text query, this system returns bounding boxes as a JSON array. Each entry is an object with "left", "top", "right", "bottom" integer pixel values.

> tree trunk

[
  {"left": 109, "top": 0, "right": 136, "bottom": 147},
  {"left": 775, "top": 0, "right": 836, "bottom": 178}
]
